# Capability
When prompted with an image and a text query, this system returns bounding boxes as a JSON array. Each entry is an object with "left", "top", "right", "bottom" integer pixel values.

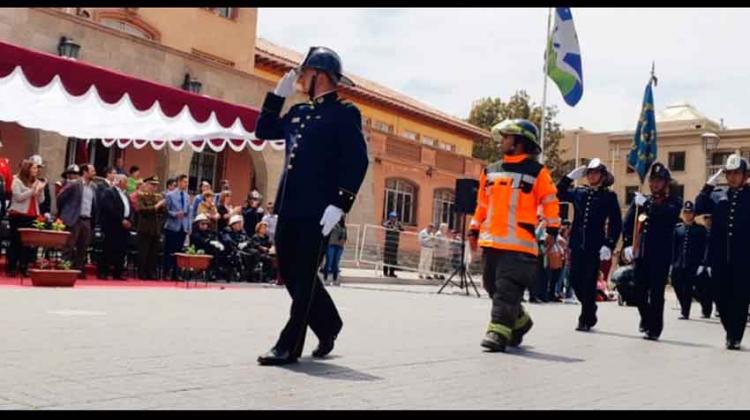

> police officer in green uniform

[
  {"left": 255, "top": 47, "right": 369, "bottom": 365},
  {"left": 135, "top": 176, "right": 165, "bottom": 280}
]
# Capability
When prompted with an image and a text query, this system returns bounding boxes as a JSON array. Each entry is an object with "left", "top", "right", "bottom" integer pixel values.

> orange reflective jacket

[{"left": 470, "top": 154, "right": 560, "bottom": 256}]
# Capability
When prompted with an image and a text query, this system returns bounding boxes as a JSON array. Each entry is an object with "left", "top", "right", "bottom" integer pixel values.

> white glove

[
  {"left": 320, "top": 205, "right": 344, "bottom": 236},
  {"left": 273, "top": 69, "right": 299, "bottom": 98},
  {"left": 210, "top": 240, "right": 225, "bottom": 252},
  {"left": 623, "top": 246, "right": 634, "bottom": 263},
  {"left": 599, "top": 246, "right": 612, "bottom": 261},
  {"left": 707, "top": 169, "right": 723, "bottom": 186},
  {"left": 238, "top": 241, "right": 249, "bottom": 250},
  {"left": 567, "top": 165, "right": 587, "bottom": 180},
  {"left": 707, "top": 267, "right": 712, "bottom": 277},
  {"left": 634, "top": 192, "right": 647, "bottom": 207},
  {"left": 696, "top": 266, "right": 705, "bottom": 276}
]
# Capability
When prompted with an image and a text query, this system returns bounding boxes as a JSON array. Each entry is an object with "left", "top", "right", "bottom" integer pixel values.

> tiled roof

[{"left": 255, "top": 38, "right": 491, "bottom": 140}]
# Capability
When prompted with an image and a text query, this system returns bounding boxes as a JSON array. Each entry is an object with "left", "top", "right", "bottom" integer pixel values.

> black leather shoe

[
  {"left": 575, "top": 321, "right": 591, "bottom": 332},
  {"left": 257, "top": 348, "right": 297, "bottom": 366},
  {"left": 481, "top": 331, "right": 507, "bottom": 352},
  {"left": 726, "top": 340, "right": 741, "bottom": 350},
  {"left": 643, "top": 333, "right": 659, "bottom": 341},
  {"left": 312, "top": 337, "right": 335, "bottom": 358}
]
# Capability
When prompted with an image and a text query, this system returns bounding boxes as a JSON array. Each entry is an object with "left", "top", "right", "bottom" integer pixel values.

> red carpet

[{"left": 0, "top": 273, "right": 250, "bottom": 289}]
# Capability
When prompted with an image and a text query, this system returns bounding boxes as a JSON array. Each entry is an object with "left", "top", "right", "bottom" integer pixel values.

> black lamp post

[
  {"left": 57, "top": 36, "right": 81, "bottom": 59},
  {"left": 182, "top": 73, "right": 202, "bottom": 94}
]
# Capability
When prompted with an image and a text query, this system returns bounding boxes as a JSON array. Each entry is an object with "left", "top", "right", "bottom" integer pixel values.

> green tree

[{"left": 468, "top": 90, "right": 568, "bottom": 180}]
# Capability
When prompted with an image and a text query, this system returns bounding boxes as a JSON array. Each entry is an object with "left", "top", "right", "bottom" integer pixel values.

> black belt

[{"left": 79, "top": 216, "right": 91, "bottom": 220}]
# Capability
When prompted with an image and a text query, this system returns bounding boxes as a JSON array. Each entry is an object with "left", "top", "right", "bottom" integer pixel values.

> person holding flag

[{"left": 622, "top": 69, "right": 682, "bottom": 340}]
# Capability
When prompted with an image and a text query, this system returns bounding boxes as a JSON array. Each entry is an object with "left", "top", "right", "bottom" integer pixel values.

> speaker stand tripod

[{"left": 437, "top": 213, "right": 481, "bottom": 297}]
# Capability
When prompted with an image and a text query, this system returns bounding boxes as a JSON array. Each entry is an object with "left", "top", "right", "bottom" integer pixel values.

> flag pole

[
  {"left": 539, "top": 7, "right": 552, "bottom": 164},
  {"left": 631, "top": 62, "right": 657, "bottom": 259}
]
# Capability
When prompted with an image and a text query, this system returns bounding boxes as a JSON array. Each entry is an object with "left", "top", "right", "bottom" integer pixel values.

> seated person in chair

[
  {"left": 250, "top": 221, "right": 276, "bottom": 282},
  {"left": 190, "top": 213, "right": 223, "bottom": 279},
  {"left": 219, "top": 214, "right": 253, "bottom": 281}
]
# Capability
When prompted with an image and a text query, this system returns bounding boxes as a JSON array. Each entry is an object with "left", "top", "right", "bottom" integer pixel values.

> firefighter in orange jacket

[{"left": 469, "top": 119, "right": 561, "bottom": 352}]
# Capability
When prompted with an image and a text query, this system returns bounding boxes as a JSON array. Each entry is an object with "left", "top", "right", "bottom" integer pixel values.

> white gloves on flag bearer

[
  {"left": 567, "top": 165, "right": 587, "bottom": 180},
  {"left": 320, "top": 205, "right": 344, "bottom": 236},
  {"left": 273, "top": 69, "right": 299, "bottom": 98},
  {"left": 634, "top": 192, "right": 647, "bottom": 207},
  {"left": 599, "top": 246, "right": 612, "bottom": 261}
]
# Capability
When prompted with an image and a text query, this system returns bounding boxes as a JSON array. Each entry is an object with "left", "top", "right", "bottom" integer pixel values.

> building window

[
  {"left": 626, "top": 165, "right": 634, "bottom": 174},
  {"left": 99, "top": 18, "right": 154, "bottom": 40},
  {"left": 374, "top": 120, "right": 394, "bottom": 133},
  {"left": 402, "top": 130, "right": 419, "bottom": 141},
  {"left": 189, "top": 151, "right": 218, "bottom": 194},
  {"left": 384, "top": 178, "right": 417, "bottom": 226},
  {"left": 206, "top": 8, "right": 235, "bottom": 19},
  {"left": 65, "top": 138, "right": 120, "bottom": 176},
  {"left": 438, "top": 142, "right": 457, "bottom": 153},
  {"left": 433, "top": 189, "right": 456, "bottom": 230},
  {"left": 668, "top": 151, "right": 686, "bottom": 171},
  {"left": 708, "top": 151, "right": 733, "bottom": 178},
  {"left": 625, "top": 186, "right": 639, "bottom": 206},
  {"left": 671, "top": 183, "right": 685, "bottom": 200},
  {"left": 421, "top": 135, "right": 437, "bottom": 147}
]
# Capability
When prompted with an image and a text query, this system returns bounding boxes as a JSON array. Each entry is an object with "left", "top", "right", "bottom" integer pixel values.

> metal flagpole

[{"left": 539, "top": 7, "right": 553, "bottom": 164}]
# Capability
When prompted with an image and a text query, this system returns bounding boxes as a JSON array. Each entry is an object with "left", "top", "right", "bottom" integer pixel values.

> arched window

[
  {"left": 433, "top": 189, "right": 456, "bottom": 230},
  {"left": 99, "top": 18, "right": 154, "bottom": 40},
  {"left": 384, "top": 178, "right": 417, "bottom": 226},
  {"left": 189, "top": 150, "right": 225, "bottom": 194}
]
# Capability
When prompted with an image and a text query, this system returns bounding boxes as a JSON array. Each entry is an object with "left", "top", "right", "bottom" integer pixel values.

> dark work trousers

[
  {"left": 570, "top": 250, "right": 601, "bottom": 327},
  {"left": 63, "top": 217, "right": 92, "bottom": 273},
  {"left": 100, "top": 226, "right": 128, "bottom": 278},
  {"left": 137, "top": 233, "right": 160, "bottom": 279},
  {"left": 7, "top": 213, "right": 36, "bottom": 275},
  {"left": 163, "top": 229, "right": 187, "bottom": 279},
  {"left": 715, "top": 263, "right": 750, "bottom": 343},
  {"left": 272, "top": 219, "right": 342, "bottom": 359},
  {"left": 482, "top": 248, "right": 537, "bottom": 331},
  {"left": 634, "top": 257, "right": 670, "bottom": 337},
  {"left": 671, "top": 267, "right": 696, "bottom": 318},
  {"left": 694, "top": 271, "right": 714, "bottom": 317},
  {"left": 546, "top": 268, "right": 562, "bottom": 301}
]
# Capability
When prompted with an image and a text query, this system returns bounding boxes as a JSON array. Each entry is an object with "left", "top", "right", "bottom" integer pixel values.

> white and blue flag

[{"left": 546, "top": 7, "right": 583, "bottom": 107}]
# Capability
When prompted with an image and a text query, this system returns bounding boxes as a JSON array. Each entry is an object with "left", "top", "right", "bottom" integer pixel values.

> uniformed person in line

[
  {"left": 695, "top": 214, "right": 715, "bottom": 318},
  {"left": 622, "top": 163, "right": 682, "bottom": 341},
  {"left": 469, "top": 119, "right": 560, "bottom": 352},
  {"left": 135, "top": 176, "right": 166, "bottom": 280},
  {"left": 557, "top": 158, "right": 622, "bottom": 332},
  {"left": 695, "top": 154, "right": 750, "bottom": 350},
  {"left": 254, "top": 46, "right": 369, "bottom": 365},
  {"left": 669, "top": 201, "right": 707, "bottom": 320}
]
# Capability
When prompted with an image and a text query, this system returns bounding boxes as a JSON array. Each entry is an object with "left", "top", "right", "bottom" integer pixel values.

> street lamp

[
  {"left": 57, "top": 36, "right": 81, "bottom": 59},
  {"left": 182, "top": 73, "right": 202, "bottom": 94},
  {"left": 702, "top": 132, "right": 721, "bottom": 178}
]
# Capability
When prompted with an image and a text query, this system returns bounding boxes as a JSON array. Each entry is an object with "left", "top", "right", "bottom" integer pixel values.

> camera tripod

[{"left": 437, "top": 212, "right": 481, "bottom": 297}]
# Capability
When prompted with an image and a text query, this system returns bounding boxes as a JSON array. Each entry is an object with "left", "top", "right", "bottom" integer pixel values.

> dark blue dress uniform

[
  {"left": 623, "top": 190, "right": 682, "bottom": 339},
  {"left": 254, "top": 90, "right": 369, "bottom": 360},
  {"left": 670, "top": 201, "right": 707, "bottom": 319},
  {"left": 694, "top": 219, "right": 715, "bottom": 318},
  {"left": 695, "top": 183, "right": 750, "bottom": 345},
  {"left": 557, "top": 175, "right": 622, "bottom": 329}
]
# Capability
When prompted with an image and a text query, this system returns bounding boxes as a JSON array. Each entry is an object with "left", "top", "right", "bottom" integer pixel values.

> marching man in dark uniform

[
  {"left": 623, "top": 162, "right": 682, "bottom": 341},
  {"left": 695, "top": 154, "right": 750, "bottom": 350},
  {"left": 670, "top": 201, "right": 707, "bottom": 320},
  {"left": 695, "top": 214, "right": 715, "bottom": 318},
  {"left": 557, "top": 158, "right": 622, "bottom": 332},
  {"left": 254, "top": 46, "right": 369, "bottom": 365},
  {"left": 135, "top": 176, "right": 166, "bottom": 280}
]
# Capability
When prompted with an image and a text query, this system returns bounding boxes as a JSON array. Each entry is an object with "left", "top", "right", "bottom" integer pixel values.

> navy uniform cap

[{"left": 683, "top": 201, "right": 695, "bottom": 212}]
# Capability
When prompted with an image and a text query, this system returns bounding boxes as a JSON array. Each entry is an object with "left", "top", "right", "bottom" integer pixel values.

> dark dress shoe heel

[
  {"left": 257, "top": 348, "right": 297, "bottom": 366},
  {"left": 312, "top": 337, "right": 336, "bottom": 358},
  {"left": 575, "top": 321, "right": 591, "bottom": 332}
]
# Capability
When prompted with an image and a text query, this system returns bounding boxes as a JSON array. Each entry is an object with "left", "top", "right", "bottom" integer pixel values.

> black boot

[
  {"left": 312, "top": 336, "right": 336, "bottom": 358},
  {"left": 481, "top": 331, "right": 507, "bottom": 352}
]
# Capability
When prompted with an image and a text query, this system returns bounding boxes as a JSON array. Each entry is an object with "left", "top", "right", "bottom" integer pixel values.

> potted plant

[
  {"left": 29, "top": 259, "right": 78, "bottom": 287},
  {"left": 174, "top": 245, "right": 213, "bottom": 287},
  {"left": 19, "top": 215, "right": 70, "bottom": 248}
]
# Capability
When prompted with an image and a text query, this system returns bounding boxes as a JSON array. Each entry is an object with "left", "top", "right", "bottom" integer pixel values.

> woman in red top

[{"left": 7, "top": 160, "right": 46, "bottom": 277}]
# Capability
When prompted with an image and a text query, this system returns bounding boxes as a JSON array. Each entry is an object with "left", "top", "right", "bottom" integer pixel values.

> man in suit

[
  {"left": 163, "top": 174, "right": 191, "bottom": 280},
  {"left": 98, "top": 174, "right": 133, "bottom": 280},
  {"left": 57, "top": 163, "right": 97, "bottom": 279}
]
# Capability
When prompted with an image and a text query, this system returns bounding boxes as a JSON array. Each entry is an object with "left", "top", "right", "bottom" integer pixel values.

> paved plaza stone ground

[{"left": 0, "top": 281, "right": 748, "bottom": 410}]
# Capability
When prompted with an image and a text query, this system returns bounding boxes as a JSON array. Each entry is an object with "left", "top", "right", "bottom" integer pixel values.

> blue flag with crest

[{"left": 627, "top": 80, "right": 657, "bottom": 184}]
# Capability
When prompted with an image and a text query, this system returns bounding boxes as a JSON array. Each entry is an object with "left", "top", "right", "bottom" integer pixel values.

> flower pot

[
  {"left": 175, "top": 253, "right": 213, "bottom": 271},
  {"left": 29, "top": 269, "right": 79, "bottom": 287},
  {"left": 19, "top": 228, "right": 70, "bottom": 249}
]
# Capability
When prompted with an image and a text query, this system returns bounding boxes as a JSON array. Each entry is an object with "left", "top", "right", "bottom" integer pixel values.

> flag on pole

[
  {"left": 627, "top": 78, "right": 658, "bottom": 184},
  {"left": 546, "top": 7, "right": 583, "bottom": 107}
]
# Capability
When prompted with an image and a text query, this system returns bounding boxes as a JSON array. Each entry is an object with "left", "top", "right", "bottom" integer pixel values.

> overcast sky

[{"left": 258, "top": 8, "right": 750, "bottom": 133}]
